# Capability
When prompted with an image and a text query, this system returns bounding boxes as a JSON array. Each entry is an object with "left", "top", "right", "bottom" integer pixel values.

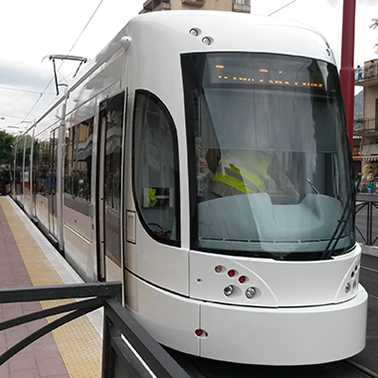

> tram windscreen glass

[{"left": 182, "top": 52, "right": 354, "bottom": 260}]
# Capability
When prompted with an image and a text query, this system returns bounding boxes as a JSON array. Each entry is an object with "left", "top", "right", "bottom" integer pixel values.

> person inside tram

[{"left": 205, "top": 148, "right": 300, "bottom": 202}]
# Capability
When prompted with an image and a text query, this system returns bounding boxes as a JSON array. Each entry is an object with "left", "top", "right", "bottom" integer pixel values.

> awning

[{"left": 361, "top": 155, "right": 378, "bottom": 161}]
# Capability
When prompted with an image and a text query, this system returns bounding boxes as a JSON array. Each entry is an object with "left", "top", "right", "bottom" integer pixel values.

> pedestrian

[
  {"left": 2, "top": 166, "right": 10, "bottom": 195},
  {"left": 0, "top": 167, "right": 4, "bottom": 196},
  {"left": 356, "top": 65, "right": 363, "bottom": 81}
]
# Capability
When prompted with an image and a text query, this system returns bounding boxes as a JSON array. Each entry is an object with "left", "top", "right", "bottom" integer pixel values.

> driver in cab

[{"left": 206, "top": 148, "right": 300, "bottom": 202}]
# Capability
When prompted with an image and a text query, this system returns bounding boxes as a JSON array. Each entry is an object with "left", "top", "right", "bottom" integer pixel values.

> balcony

[
  {"left": 354, "top": 118, "right": 378, "bottom": 136},
  {"left": 140, "top": 0, "right": 171, "bottom": 13},
  {"left": 355, "top": 61, "right": 378, "bottom": 86},
  {"left": 182, "top": 0, "right": 205, "bottom": 6},
  {"left": 362, "top": 143, "right": 378, "bottom": 156},
  {"left": 232, "top": 0, "right": 251, "bottom": 13}
]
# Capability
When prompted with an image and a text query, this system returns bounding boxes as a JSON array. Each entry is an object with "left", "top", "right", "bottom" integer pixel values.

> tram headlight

[
  {"left": 345, "top": 282, "right": 351, "bottom": 293},
  {"left": 214, "top": 265, "right": 223, "bottom": 273},
  {"left": 245, "top": 287, "right": 257, "bottom": 299},
  {"left": 224, "top": 285, "right": 234, "bottom": 297},
  {"left": 189, "top": 28, "right": 200, "bottom": 37},
  {"left": 202, "top": 37, "right": 213, "bottom": 46}
]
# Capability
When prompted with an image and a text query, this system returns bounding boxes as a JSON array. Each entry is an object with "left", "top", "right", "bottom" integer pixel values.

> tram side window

[
  {"left": 38, "top": 139, "right": 50, "bottom": 197},
  {"left": 15, "top": 141, "right": 24, "bottom": 196},
  {"left": 133, "top": 91, "right": 180, "bottom": 246},
  {"left": 74, "top": 118, "right": 93, "bottom": 201},
  {"left": 64, "top": 118, "right": 93, "bottom": 201},
  {"left": 24, "top": 141, "right": 31, "bottom": 194},
  {"left": 32, "top": 140, "right": 39, "bottom": 195},
  {"left": 64, "top": 127, "right": 74, "bottom": 195}
]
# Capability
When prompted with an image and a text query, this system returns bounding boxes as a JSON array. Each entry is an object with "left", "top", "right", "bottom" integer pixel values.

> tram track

[
  {"left": 167, "top": 347, "right": 376, "bottom": 378},
  {"left": 360, "top": 265, "right": 378, "bottom": 274},
  {"left": 345, "top": 359, "right": 378, "bottom": 378}
]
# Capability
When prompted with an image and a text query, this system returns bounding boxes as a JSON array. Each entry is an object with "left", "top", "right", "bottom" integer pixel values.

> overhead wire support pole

[{"left": 339, "top": 0, "right": 356, "bottom": 148}]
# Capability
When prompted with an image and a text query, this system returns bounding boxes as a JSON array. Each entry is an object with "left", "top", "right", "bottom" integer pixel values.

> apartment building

[
  {"left": 354, "top": 59, "right": 378, "bottom": 173},
  {"left": 140, "top": 0, "right": 251, "bottom": 14}
]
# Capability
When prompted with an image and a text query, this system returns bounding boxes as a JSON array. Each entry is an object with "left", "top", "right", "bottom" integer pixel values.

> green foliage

[
  {"left": 0, "top": 130, "right": 16, "bottom": 165},
  {"left": 371, "top": 18, "right": 378, "bottom": 54}
]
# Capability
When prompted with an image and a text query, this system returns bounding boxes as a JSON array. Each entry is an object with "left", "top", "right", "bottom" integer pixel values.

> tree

[
  {"left": 0, "top": 130, "right": 16, "bottom": 165},
  {"left": 371, "top": 18, "right": 378, "bottom": 54}
]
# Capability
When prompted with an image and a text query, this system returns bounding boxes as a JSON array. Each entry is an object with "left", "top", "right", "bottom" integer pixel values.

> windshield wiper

[{"left": 320, "top": 174, "right": 361, "bottom": 260}]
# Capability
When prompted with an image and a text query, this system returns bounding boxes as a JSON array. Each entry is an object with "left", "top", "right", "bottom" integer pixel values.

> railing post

[{"left": 102, "top": 310, "right": 115, "bottom": 378}]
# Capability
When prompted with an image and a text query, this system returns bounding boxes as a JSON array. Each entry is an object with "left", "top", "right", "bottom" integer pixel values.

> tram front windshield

[{"left": 182, "top": 52, "right": 354, "bottom": 260}]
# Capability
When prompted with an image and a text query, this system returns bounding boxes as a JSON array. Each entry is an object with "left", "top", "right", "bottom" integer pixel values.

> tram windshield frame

[{"left": 182, "top": 52, "right": 354, "bottom": 261}]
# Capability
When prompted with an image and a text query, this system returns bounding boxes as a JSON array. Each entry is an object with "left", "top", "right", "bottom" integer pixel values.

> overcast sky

[{"left": 0, "top": 0, "right": 376, "bottom": 131}]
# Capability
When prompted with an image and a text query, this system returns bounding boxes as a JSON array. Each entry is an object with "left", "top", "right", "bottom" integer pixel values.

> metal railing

[
  {"left": 0, "top": 282, "right": 190, "bottom": 378},
  {"left": 355, "top": 194, "right": 378, "bottom": 246},
  {"left": 355, "top": 62, "right": 378, "bottom": 83},
  {"left": 354, "top": 118, "right": 378, "bottom": 135}
]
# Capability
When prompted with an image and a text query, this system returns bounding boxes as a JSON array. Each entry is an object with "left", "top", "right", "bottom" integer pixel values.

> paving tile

[
  {"left": 9, "top": 368, "right": 40, "bottom": 378},
  {"left": 0, "top": 347, "right": 9, "bottom": 378},
  {"left": 1, "top": 303, "right": 22, "bottom": 312},
  {"left": 22, "top": 301, "right": 43, "bottom": 313},
  {"left": 32, "top": 333, "right": 57, "bottom": 347},
  {"left": 0, "top": 333, "right": 6, "bottom": 348},
  {"left": 5, "top": 324, "right": 29, "bottom": 344},
  {"left": 0, "top": 283, "right": 17, "bottom": 289},
  {"left": 8, "top": 350, "right": 37, "bottom": 371},
  {"left": 32, "top": 342, "right": 60, "bottom": 358},
  {"left": 0, "top": 366, "right": 10, "bottom": 378},
  {"left": 2, "top": 307, "right": 24, "bottom": 322},
  {"left": 26, "top": 318, "right": 48, "bottom": 333},
  {"left": 36, "top": 356, "right": 69, "bottom": 377}
]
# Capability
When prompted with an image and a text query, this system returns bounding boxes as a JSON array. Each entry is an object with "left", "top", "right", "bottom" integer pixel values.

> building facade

[
  {"left": 354, "top": 59, "right": 378, "bottom": 190},
  {"left": 140, "top": 0, "right": 251, "bottom": 14}
]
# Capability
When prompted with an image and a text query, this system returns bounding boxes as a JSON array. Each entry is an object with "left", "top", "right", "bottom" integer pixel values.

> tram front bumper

[{"left": 199, "top": 284, "right": 368, "bottom": 366}]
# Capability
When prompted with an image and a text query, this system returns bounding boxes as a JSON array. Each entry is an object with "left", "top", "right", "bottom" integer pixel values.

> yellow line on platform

[{"left": 0, "top": 198, "right": 102, "bottom": 378}]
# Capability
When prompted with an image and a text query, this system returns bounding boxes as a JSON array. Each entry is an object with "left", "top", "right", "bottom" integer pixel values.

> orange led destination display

[{"left": 213, "top": 65, "right": 324, "bottom": 88}]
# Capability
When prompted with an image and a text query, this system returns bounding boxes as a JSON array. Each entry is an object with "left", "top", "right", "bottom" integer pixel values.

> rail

[{"left": 0, "top": 282, "right": 190, "bottom": 378}]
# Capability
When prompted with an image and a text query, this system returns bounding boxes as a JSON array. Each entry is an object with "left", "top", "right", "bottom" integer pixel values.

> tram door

[
  {"left": 97, "top": 92, "right": 125, "bottom": 281},
  {"left": 48, "top": 129, "right": 58, "bottom": 239}
]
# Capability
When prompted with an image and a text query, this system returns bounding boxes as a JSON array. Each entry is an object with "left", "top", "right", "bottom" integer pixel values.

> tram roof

[
  {"left": 68, "top": 11, "right": 335, "bottom": 92},
  {"left": 22, "top": 10, "right": 335, "bottom": 133}
]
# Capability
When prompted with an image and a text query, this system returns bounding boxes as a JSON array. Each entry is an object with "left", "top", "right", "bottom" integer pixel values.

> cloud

[
  {"left": 0, "top": 59, "right": 58, "bottom": 122},
  {"left": 325, "top": 0, "right": 339, "bottom": 7},
  {"left": 0, "top": 59, "right": 52, "bottom": 91}
]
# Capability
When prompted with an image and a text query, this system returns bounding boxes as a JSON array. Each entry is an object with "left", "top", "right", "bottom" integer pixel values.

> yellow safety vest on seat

[{"left": 210, "top": 151, "right": 273, "bottom": 197}]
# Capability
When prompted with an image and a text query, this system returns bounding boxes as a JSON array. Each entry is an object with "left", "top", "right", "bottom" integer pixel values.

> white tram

[{"left": 12, "top": 11, "right": 367, "bottom": 365}]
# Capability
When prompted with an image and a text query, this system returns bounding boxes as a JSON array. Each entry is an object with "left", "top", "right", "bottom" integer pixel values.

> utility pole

[{"left": 339, "top": 0, "right": 356, "bottom": 148}]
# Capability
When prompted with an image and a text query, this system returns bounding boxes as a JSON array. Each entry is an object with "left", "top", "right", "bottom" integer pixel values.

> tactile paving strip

[{"left": 0, "top": 198, "right": 102, "bottom": 378}]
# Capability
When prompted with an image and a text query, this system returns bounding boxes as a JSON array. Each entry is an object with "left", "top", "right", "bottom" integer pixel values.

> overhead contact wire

[{"left": 21, "top": 0, "right": 105, "bottom": 123}]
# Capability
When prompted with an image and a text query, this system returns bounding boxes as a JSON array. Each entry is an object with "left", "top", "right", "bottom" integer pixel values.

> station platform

[{"left": 0, "top": 196, "right": 103, "bottom": 378}]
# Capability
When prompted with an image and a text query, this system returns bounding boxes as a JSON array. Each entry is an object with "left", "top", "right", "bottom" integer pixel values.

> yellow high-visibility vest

[{"left": 210, "top": 151, "right": 273, "bottom": 197}]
